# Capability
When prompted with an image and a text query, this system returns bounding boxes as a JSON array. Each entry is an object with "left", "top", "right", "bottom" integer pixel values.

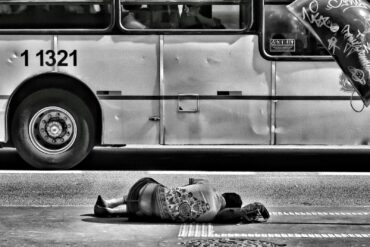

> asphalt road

[
  {"left": 0, "top": 170, "right": 369, "bottom": 246},
  {"left": 0, "top": 171, "right": 369, "bottom": 207}
]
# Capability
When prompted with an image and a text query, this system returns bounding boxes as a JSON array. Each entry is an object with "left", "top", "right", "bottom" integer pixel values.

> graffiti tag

[{"left": 326, "top": 0, "right": 369, "bottom": 12}]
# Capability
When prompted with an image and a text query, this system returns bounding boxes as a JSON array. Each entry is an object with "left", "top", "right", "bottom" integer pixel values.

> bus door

[
  {"left": 160, "top": 0, "right": 272, "bottom": 144},
  {"left": 263, "top": 0, "right": 370, "bottom": 145}
]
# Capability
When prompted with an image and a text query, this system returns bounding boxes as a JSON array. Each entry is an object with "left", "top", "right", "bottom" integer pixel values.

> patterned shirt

[{"left": 154, "top": 181, "right": 225, "bottom": 222}]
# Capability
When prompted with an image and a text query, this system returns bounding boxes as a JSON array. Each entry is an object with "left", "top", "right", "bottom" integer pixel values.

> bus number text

[{"left": 20, "top": 50, "right": 77, "bottom": 67}]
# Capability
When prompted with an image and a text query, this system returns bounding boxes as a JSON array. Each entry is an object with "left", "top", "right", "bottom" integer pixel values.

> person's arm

[
  {"left": 240, "top": 202, "right": 270, "bottom": 223},
  {"left": 195, "top": 14, "right": 221, "bottom": 28},
  {"left": 215, "top": 203, "right": 271, "bottom": 223},
  {"left": 214, "top": 208, "right": 242, "bottom": 223},
  {"left": 122, "top": 13, "right": 146, "bottom": 29}
]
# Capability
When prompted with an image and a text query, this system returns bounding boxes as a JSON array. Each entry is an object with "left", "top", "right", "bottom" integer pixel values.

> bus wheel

[{"left": 11, "top": 88, "right": 95, "bottom": 169}]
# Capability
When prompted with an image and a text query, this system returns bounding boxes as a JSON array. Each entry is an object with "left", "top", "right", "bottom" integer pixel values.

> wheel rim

[{"left": 29, "top": 106, "right": 77, "bottom": 155}]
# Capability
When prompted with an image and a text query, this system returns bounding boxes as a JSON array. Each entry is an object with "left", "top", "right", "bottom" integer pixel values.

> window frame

[
  {"left": 260, "top": 0, "right": 333, "bottom": 61},
  {"left": 118, "top": 0, "right": 254, "bottom": 34},
  {"left": 0, "top": 0, "right": 115, "bottom": 33}
]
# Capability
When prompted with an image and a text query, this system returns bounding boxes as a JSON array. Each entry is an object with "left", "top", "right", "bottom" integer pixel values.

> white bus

[{"left": 0, "top": 0, "right": 368, "bottom": 169}]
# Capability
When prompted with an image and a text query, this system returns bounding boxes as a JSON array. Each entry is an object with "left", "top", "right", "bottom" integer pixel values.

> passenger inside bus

[
  {"left": 180, "top": 4, "right": 225, "bottom": 29},
  {"left": 149, "top": 5, "right": 180, "bottom": 29},
  {"left": 120, "top": 3, "right": 245, "bottom": 30},
  {"left": 65, "top": 4, "right": 101, "bottom": 14},
  {"left": 121, "top": 4, "right": 180, "bottom": 29},
  {"left": 121, "top": 4, "right": 149, "bottom": 29},
  {"left": 0, "top": 3, "right": 110, "bottom": 29},
  {"left": 0, "top": 4, "right": 30, "bottom": 14},
  {"left": 0, "top": 5, "right": 11, "bottom": 14}
]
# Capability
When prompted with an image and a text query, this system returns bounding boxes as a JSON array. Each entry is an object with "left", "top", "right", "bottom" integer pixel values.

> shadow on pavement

[
  {"left": 81, "top": 215, "right": 182, "bottom": 226},
  {"left": 81, "top": 215, "right": 129, "bottom": 225}
]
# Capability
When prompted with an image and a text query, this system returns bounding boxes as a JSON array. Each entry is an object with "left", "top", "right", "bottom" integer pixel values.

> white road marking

[
  {"left": 1, "top": 170, "right": 369, "bottom": 176},
  {"left": 318, "top": 172, "right": 370, "bottom": 176},
  {"left": 179, "top": 224, "right": 370, "bottom": 239},
  {"left": 270, "top": 211, "right": 369, "bottom": 216},
  {"left": 3, "top": 205, "right": 91, "bottom": 207},
  {"left": 194, "top": 224, "right": 200, "bottom": 237},
  {"left": 148, "top": 171, "right": 257, "bottom": 175},
  {"left": 149, "top": 171, "right": 370, "bottom": 176},
  {"left": 0, "top": 170, "right": 84, "bottom": 174},
  {"left": 201, "top": 224, "right": 207, "bottom": 237},
  {"left": 179, "top": 224, "right": 214, "bottom": 238}
]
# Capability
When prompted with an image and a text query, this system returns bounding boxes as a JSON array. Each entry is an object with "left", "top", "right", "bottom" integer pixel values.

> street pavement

[{"left": 0, "top": 170, "right": 369, "bottom": 246}]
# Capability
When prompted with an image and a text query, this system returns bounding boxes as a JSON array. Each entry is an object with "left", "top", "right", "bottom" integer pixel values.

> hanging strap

[{"left": 350, "top": 90, "right": 365, "bottom": 113}]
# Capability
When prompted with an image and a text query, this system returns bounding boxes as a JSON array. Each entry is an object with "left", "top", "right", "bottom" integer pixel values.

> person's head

[
  {"left": 222, "top": 193, "right": 242, "bottom": 208},
  {"left": 122, "top": 4, "right": 142, "bottom": 11}
]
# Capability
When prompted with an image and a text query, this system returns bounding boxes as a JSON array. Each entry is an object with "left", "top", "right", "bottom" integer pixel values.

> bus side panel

[
  {"left": 0, "top": 35, "right": 53, "bottom": 143},
  {"left": 164, "top": 35, "right": 270, "bottom": 95},
  {"left": 57, "top": 35, "right": 160, "bottom": 145},
  {"left": 100, "top": 100, "right": 159, "bottom": 144},
  {"left": 276, "top": 61, "right": 370, "bottom": 144},
  {"left": 276, "top": 61, "right": 345, "bottom": 96},
  {"left": 164, "top": 100, "right": 270, "bottom": 144},
  {"left": 276, "top": 101, "right": 370, "bottom": 145},
  {"left": 163, "top": 35, "right": 271, "bottom": 144}
]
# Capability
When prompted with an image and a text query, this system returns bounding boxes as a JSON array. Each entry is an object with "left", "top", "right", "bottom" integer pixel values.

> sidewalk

[{"left": 1, "top": 206, "right": 369, "bottom": 246}]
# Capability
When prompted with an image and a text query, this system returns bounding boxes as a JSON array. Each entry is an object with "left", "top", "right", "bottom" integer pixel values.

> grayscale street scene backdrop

[{"left": 0, "top": 0, "right": 370, "bottom": 246}]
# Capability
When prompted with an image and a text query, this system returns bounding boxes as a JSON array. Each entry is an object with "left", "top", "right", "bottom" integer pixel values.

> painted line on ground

[
  {"left": 149, "top": 171, "right": 370, "bottom": 176},
  {"left": 0, "top": 171, "right": 256, "bottom": 175},
  {"left": 178, "top": 224, "right": 370, "bottom": 239},
  {"left": 179, "top": 224, "right": 214, "bottom": 238},
  {"left": 270, "top": 211, "right": 369, "bottom": 216},
  {"left": 1, "top": 170, "right": 369, "bottom": 176},
  {"left": 0, "top": 205, "right": 92, "bottom": 207},
  {"left": 0, "top": 170, "right": 84, "bottom": 174},
  {"left": 148, "top": 171, "right": 257, "bottom": 176},
  {"left": 318, "top": 172, "right": 370, "bottom": 176}
]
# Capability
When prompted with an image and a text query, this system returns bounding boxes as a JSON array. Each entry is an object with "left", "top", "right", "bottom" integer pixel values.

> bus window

[
  {"left": 120, "top": 0, "right": 252, "bottom": 30},
  {"left": 264, "top": 1, "right": 329, "bottom": 56},
  {"left": 0, "top": 2, "right": 112, "bottom": 30}
]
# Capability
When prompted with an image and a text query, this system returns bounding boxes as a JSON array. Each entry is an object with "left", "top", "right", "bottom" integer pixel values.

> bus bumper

[{"left": 96, "top": 144, "right": 370, "bottom": 154}]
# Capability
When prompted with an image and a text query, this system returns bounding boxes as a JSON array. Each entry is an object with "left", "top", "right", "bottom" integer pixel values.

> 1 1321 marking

[{"left": 20, "top": 50, "right": 77, "bottom": 67}]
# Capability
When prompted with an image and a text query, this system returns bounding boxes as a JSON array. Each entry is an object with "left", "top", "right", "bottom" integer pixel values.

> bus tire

[{"left": 11, "top": 88, "right": 95, "bottom": 169}]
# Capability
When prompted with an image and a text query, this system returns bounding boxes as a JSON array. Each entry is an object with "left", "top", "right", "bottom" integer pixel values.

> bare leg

[
  {"left": 105, "top": 195, "right": 127, "bottom": 208},
  {"left": 106, "top": 205, "right": 128, "bottom": 215},
  {"left": 94, "top": 195, "right": 129, "bottom": 217}
]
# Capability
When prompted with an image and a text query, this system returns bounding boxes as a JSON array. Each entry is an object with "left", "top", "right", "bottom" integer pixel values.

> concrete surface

[
  {"left": 0, "top": 170, "right": 369, "bottom": 246},
  {"left": 0, "top": 171, "right": 369, "bottom": 207},
  {"left": 0, "top": 206, "right": 369, "bottom": 246}
]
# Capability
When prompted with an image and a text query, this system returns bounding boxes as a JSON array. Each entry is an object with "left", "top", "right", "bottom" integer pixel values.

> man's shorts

[{"left": 126, "top": 177, "right": 161, "bottom": 219}]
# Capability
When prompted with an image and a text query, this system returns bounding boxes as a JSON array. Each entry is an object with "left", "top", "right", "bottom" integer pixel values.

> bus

[{"left": 0, "top": 0, "right": 368, "bottom": 169}]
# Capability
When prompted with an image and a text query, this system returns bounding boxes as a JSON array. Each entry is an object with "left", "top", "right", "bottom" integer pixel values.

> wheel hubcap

[{"left": 29, "top": 106, "right": 77, "bottom": 154}]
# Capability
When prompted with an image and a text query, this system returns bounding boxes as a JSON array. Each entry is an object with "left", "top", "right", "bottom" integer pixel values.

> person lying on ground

[{"left": 94, "top": 177, "right": 270, "bottom": 223}]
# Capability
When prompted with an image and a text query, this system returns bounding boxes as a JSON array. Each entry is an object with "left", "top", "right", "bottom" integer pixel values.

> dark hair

[
  {"left": 222, "top": 193, "right": 242, "bottom": 208},
  {"left": 122, "top": 4, "right": 142, "bottom": 11}
]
